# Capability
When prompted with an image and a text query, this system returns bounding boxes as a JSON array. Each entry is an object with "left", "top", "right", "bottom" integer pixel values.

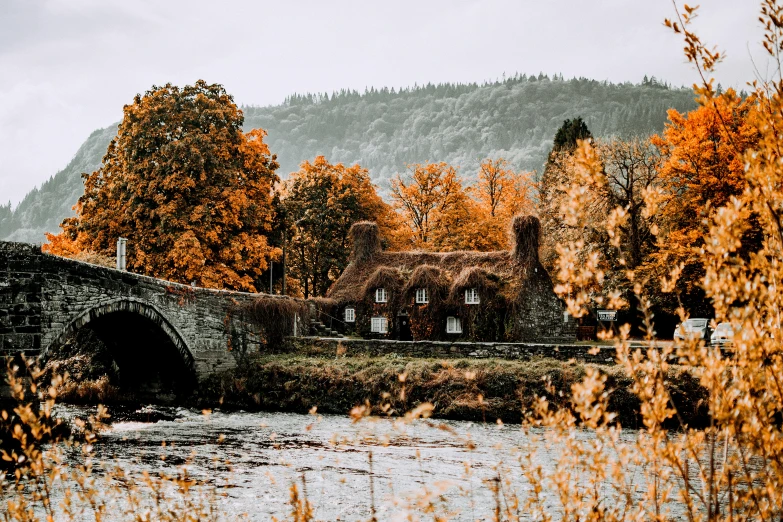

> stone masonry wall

[
  {"left": 0, "top": 241, "right": 275, "bottom": 378},
  {"left": 0, "top": 242, "right": 42, "bottom": 355},
  {"left": 513, "top": 267, "right": 578, "bottom": 343},
  {"left": 287, "top": 336, "right": 619, "bottom": 364}
]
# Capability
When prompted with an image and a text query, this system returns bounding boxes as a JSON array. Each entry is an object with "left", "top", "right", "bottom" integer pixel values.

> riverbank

[
  {"left": 40, "top": 331, "right": 709, "bottom": 428},
  {"left": 196, "top": 354, "right": 709, "bottom": 428}
]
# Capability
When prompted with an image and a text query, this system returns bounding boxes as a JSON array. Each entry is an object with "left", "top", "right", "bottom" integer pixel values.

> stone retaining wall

[{"left": 286, "top": 336, "right": 620, "bottom": 364}]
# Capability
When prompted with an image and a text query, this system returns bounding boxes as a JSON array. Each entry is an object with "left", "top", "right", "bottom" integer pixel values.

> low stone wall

[{"left": 286, "top": 336, "right": 619, "bottom": 364}]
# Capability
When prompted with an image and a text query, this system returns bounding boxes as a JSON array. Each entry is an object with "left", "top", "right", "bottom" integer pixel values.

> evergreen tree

[
  {"left": 551, "top": 117, "right": 593, "bottom": 153},
  {"left": 539, "top": 118, "right": 595, "bottom": 271},
  {"left": 0, "top": 201, "right": 12, "bottom": 238}
]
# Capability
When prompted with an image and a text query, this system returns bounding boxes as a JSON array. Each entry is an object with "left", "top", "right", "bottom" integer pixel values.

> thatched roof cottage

[{"left": 323, "top": 215, "right": 576, "bottom": 342}]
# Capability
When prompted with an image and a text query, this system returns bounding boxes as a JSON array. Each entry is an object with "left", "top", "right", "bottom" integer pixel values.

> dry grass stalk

[{"left": 0, "top": 359, "right": 230, "bottom": 521}]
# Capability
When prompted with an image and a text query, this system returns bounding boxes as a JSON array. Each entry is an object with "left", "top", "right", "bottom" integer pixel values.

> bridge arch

[{"left": 45, "top": 298, "right": 196, "bottom": 394}]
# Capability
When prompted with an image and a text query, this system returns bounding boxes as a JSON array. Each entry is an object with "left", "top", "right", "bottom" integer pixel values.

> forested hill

[
  {"left": 244, "top": 75, "right": 696, "bottom": 184},
  {"left": 0, "top": 74, "right": 696, "bottom": 244}
]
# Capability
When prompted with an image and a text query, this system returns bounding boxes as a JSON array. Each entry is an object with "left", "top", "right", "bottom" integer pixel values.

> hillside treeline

[
  {"left": 0, "top": 73, "right": 695, "bottom": 244},
  {"left": 244, "top": 73, "right": 695, "bottom": 184}
]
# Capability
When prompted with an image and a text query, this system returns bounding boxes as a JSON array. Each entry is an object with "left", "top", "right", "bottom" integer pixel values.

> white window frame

[
  {"left": 344, "top": 307, "right": 355, "bottom": 323},
  {"left": 371, "top": 316, "right": 388, "bottom": 334},
  {"left": 446, "top": 316, "right": 462, "bottom": 334},
  {"left": 415, "top": 288, "right": 429, "bottom": 304},
  {"left": 375, "top": 288, "right": 387, "bottom": 303},
  {"left": 465, "top": 288, "right": 480, "bottom": 304}
]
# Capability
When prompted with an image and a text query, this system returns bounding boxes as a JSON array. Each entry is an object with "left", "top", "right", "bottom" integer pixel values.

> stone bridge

[{"left": 0, "top": 241, "right": 295, "bottom": 394}]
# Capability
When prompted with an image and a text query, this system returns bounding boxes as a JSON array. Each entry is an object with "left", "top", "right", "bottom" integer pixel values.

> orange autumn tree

[
  {"left": 390, "top": 162, "right": 473, "bottom": 251},
  {"left": 641, "top": 89, "right": 760, "bottom": 314},
  {"left": 471, "top": 158, "right": 536, "bottom": 250},
  {"left": 46, "top": 81, "right": 279, "bottom": 291},
  {"left": 283, "top": 156, "right": 402, "bottom": 297},
  {"left": 391, "top": 160, "right": 536, "bottom": 252}
]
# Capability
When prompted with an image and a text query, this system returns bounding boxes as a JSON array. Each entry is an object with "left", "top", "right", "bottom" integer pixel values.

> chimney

[
  {"left": 116, "top": 237, "right": 127, "bottom": 270},
  {"left": 350, "top": 221, "right": 382, "bottom": 263},
  {"left": 511, "top": 215, "right": 541, "bottom": 266}
]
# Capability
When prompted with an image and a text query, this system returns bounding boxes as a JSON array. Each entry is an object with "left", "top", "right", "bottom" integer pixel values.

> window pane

[
  {"left": 371, "top": 316, "right": 387, "bottom": 333},
  {"left": 447, "top": 316, "right": 461, "bottom": 333}
]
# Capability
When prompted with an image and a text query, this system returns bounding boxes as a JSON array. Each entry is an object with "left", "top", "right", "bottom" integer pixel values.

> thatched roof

[
  {"left": 361, "top": 266, "right": 405, "bottom": 301},
  {"left": 448, "top": 267, "right": 500, "bottom": 302},
  {"left": 326, "top": 215, "right": 553, "bottom": 305},
  {"left": 403, "top": 265, "right": 449, "bottom": 302},
  {"left": 329, "top": 250, "right": 512, "bottom": 304}
]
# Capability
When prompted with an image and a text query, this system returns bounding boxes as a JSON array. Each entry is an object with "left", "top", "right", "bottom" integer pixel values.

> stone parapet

[{"left": 0, "top": 240, "right": 302, "bottom": 381}]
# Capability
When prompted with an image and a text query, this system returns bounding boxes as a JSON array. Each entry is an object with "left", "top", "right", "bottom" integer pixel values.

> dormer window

[
  {"left": 415, "top": 288, "right": 429, "bottom": 304},
  {"left": 375, "top": 288, "right": 387, "bottom": 303},
  {"left": 446, "top": 316, "right": 462, "bottom": 334},
  {"left": 465, "top": 288, "right": 480, "bottom": 304},
  {"left": 345, "top": 307, "right": 355, "bottom": 322}
]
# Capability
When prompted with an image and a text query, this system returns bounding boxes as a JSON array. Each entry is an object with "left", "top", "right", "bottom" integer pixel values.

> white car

[
  {"left": 710, "top": 322, "right": 734, "bottom": 346},
  {"left": 674, "top": 318, "right": 710, "bottom": 341}
]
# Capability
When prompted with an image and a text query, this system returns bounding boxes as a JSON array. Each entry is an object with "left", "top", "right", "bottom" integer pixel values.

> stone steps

[{"left": 309, "top": 320, "right": 343, "bottom": 338}]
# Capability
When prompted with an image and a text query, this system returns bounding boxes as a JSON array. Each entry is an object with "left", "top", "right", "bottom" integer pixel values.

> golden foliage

[
  {"left": 524, "top": 3, "right": 783, "bottom": 518},
  {"left": 43, "top": 232, "right": 115, "bottom": 268},
  {"left": 390, "top": 162, "right": 467, "bottom": 250},
  {"left": 0, "top": 360, "right": 227, "bottom": 521},
  {"left": 283, "top": 155, "right": 402, "bottom": 297},
  {"left": 639, "top": 91, "right": 760, "bottom": 312},
  {"left": 42, "top": 231, "right": 81, "bottom": 257},
  {"left": 391, "top": 159, "right": 535, "bottom": 252},
  {"left": 473, "top": 158, "right": 536, "bottom": 250},
  {"left": 46, "top": 81, "right": 279, "bottom": 291}
]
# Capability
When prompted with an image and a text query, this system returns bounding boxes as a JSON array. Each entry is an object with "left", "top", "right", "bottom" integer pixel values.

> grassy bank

[
  {"left": 42, "top": 331, "right": 709, "bottom": 427},
  {"left": 197, "top": 355, "right": 710, "bottom": 428}
]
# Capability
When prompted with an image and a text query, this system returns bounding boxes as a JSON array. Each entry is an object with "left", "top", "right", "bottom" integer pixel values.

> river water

[{"left": 49, "top": 405, "right": 662, "bottom": 521}]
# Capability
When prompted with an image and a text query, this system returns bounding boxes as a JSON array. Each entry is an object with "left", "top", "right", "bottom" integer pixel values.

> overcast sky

[{"left": 0, "top": 0, "right": 767, "bottom": 206}]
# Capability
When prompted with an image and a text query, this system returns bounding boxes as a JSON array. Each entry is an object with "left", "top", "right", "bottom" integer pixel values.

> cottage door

[{"left": 396, "top": 312, "right": 413, "bottom": 341}]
